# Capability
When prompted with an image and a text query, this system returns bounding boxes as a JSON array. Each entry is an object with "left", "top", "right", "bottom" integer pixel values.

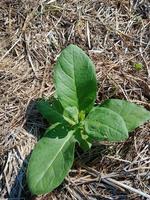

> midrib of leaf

[
  {"left": 33, "top": 132, "right": 73, "bottom": 189},
  {"left": 91, "top": 121, "right": 125, "bottom": 135},
  {"left": 72, "top": 48, "right": 79, "bottom": 110},
  {"left": 58, "top": 56, "right": 79, "bottom": 108}
]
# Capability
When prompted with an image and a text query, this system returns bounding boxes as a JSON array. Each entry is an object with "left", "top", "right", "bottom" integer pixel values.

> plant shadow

[
  {"left": 7, "top": 99, "right": 47, "bottom": 199},
  {"left": 23, "top": 99, "right": 48, "bottom": 139}
]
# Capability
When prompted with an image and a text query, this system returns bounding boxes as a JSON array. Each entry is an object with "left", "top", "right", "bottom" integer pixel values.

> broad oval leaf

[
  {"left": 37, "top": 99, "right": 64, "bottom": 124},
  {"left": 54, "top": 44, "right": 97, "bottom": 113},
  {"left": 27, "top": 123, "right": 75, "bottom": 195},
  {"left": 100, "top": 99, "right": 150, "bottom": 132},
  {"left": 85, "top": 107, "right": 128, "bottom": 141},
  {"left": 51, "top": 97, "right": 64, "bottom": 114}
]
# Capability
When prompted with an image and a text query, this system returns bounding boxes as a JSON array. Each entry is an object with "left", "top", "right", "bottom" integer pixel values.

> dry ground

[{"left": 0, "top": 0, "right": 150, "bottom": 199}]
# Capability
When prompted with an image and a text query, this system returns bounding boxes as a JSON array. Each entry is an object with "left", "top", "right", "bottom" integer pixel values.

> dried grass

[{"left": 0, "top": 0, "right": 150, "bottom": 199}]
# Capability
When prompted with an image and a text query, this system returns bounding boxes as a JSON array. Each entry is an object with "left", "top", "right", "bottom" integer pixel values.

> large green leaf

[
  {"left": 27, "top": 123, "right": 75, "bottom": 195},
  {"left": 51, "top": 97, "right": 64, "bottom": 114},
  {"left": 54, "top": 44, "right": 97, "bottom": 113},
  {"left": 100, "top": 99, "right": 150, "bottom": 132},
  {"left": 85, "top": 107, "right": 128, "bottom": 141},
  {"left": 37, "top": 99, "right": 64, "bottom": 124}
]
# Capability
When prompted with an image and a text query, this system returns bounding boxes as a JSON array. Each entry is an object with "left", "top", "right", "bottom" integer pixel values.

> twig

[
  {"left": 0, "top": 35, "right": 21, "bottom": 62},
  {"left": 141, "top": 54, "right": 150, "bottom": 78},
  {"left": 42, "top": 0, "right": 56, "bottom": 4},
  {"left": 105, "top": 177, "right": 150, "bottom": 199},
  {"left": 125, "top": 166, "right": 150, "bottom": 172},
  {"left": 24, "top": 33, "right": 38, "bottom": 78},
  {"left": 102, "top": 178, "right": 125, "bottom": 192},
  {"left": 22, "top": 4, "right": 40, "bottom": 32},
  {"left": 106, "top": 155, "right": 131, "bottom": 164},
  {"left": 87, "top": 21, "right": 91, "bottom": 49}
]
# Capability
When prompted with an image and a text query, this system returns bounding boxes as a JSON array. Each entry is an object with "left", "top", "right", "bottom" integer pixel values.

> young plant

[{"left": 27, "top": 44, "right": 150, "bottom": 195}]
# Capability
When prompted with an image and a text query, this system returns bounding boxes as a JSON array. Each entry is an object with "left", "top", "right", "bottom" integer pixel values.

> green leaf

[
  {"left": 85, "top": 107, "right": 128, "bottom": 141},
  {"left": 27, "top": 123, "right": 75, "bottom": 195},
  {"left": 134, "top": 63, "right": 143, "bottom": 71},
  {"left": 54, "top": 44, "right": 97, "bottom": 113},
  {"left": 63, "top": 106, "right": 79, "bottom": 125},
  {"left": 100, "top": 99, "right": 150, "bottom": 132},
  {"left": 75, "top": 129, "right": 92, "bottom": 151},
  {"left": 51, "top": 97, "right": 64, "bottom": 114},
  {"left": 37, "top": 99, "right": 64, "bottom": 124},
  {"left": 79, "top": 111, "right": 86, "bottom": 121}
]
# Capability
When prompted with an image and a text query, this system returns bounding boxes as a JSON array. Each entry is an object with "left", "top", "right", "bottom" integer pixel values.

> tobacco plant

[{"left": 27, "top": 44, "right": 150, "bottom": 195}]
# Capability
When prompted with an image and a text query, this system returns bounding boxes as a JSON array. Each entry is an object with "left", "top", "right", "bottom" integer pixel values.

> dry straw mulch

[{"left": 0, "top": 0, "right": 150, "bottom": 199}]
